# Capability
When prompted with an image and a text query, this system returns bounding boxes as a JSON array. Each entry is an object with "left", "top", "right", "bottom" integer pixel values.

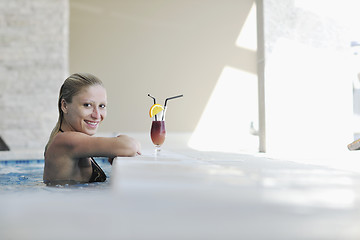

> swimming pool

[{"left": 0, "top": 158, "right": 112, "bottom": 191}]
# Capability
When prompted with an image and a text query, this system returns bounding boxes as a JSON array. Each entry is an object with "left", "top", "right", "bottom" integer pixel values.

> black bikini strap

[{"left": 59, "top": 128, "right": 64, "bottom": 132}]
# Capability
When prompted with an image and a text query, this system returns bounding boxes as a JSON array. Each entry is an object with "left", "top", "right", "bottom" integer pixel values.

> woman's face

[{"left": 62, "top": 85, "right": 107, "bottom": 135}]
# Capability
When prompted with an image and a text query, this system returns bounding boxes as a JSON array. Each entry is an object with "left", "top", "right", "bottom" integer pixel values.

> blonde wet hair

[{"left": 44, "top": 73, "right": 104, "bottom": 154}]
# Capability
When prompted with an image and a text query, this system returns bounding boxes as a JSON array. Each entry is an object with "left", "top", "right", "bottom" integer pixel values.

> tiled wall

[{"left": 0, "top": 0, "right": 69, "bottom": 151}]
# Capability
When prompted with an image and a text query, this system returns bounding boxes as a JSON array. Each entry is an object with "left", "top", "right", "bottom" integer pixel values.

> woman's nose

[{"left": 91, "top": 107, "right": 100, "bottom": 119}]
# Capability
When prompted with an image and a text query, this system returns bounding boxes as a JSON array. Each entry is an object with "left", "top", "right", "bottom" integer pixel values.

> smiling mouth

[{"left": 84, "top": 120, "right": 99, "bottom": 128}]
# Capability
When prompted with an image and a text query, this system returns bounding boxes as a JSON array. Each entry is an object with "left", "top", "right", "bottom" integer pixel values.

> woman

[{"left": 43, "top": 73, "right": 141, "bottom": 184}]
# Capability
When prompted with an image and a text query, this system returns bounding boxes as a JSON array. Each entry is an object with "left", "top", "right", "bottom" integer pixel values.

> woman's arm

[{"left": 54, "top": 131, "right": 141, "bottom": 158}]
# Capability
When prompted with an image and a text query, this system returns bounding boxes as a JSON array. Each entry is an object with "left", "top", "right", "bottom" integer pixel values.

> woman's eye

[
  {"left": 100, "top": 104, "right": 106, "bottom": 109},
  {"left": 83, "top": 103, "right": 91, "bottom": 107}
]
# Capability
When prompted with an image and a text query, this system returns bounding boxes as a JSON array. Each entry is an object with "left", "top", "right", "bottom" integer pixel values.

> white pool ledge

[
  {"left": 1, "top": 144, "right": 360, "bottom": 239},
  {"left": 107, "top": 147, "right": 360, "bottom": 239}
]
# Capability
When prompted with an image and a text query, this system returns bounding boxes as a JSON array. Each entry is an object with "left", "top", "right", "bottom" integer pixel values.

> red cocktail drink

[
  {"left": 151, "top": 120, "right": 166, "bottom": 147},
  {"left": 148, "top": 94, "right": 182, "bottom": 153}
]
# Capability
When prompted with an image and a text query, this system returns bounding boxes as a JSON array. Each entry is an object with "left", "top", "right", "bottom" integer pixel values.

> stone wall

[{"left": 0, "top": 0, "right": 69, "bottom": 151}]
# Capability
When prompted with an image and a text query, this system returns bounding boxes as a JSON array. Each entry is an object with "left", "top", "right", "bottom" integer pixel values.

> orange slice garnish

[{"left": 149, "top": 104, "right": 164, "bottom": 117}]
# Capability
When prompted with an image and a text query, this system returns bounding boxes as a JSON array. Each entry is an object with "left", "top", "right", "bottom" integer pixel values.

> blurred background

[{"left": 1, "top": 0, "right": 360, "bottom": 162}]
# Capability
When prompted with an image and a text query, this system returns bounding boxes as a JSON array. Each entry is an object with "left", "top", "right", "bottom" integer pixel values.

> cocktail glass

[
  {"left": 148, "top": 94, "right": 182, "bottom": 154},
  {"left": 150, "top": 108, "right": 166, "bottom": 153}
]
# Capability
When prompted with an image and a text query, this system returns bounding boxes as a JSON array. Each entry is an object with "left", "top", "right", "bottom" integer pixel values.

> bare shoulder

[
  {"left": 48, "top": 131, "right": 139, "bottom": 158},
  {"left": 47, "top": 131, "right": 84, "bottom": 150},
  {"left": 52, "top": 131, "right": 89, "bottom": 146},
  {"left": 51, "top": 131, "right": 101, "bottom": 157},
  {"left": 45, "top": 131, "right": 85, "bottom": 158}
]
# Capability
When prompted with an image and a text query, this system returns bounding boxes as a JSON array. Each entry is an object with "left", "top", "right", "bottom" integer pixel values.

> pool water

[{"left": 0, "top": 158, "right": 112, "bottom": 191}]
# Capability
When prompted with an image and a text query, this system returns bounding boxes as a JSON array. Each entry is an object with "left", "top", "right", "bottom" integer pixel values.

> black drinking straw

[
  {"left": 148, "top": 94, "right": 158, "bottom": 121},
  {"left": 162, "top": 94, "right": 183, "bottom": 120},
  {"left": 164, "top": 94, "right": 183, "bottom": 107},
  {"left": 148, "top": 94, "right": 157, "bottom": 104}
]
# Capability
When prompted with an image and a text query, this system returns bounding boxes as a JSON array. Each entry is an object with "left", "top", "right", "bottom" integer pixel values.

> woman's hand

[
  {"left": 116, "top": 135, "right": 142, "bottom": 156},
  {"left": 108, "top": 136, "right": 141, "bottom": 165}
]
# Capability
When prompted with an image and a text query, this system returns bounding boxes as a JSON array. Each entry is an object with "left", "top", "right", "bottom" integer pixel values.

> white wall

[{"left": 69, "top": 0, "right": 258, "bottom": 137}]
